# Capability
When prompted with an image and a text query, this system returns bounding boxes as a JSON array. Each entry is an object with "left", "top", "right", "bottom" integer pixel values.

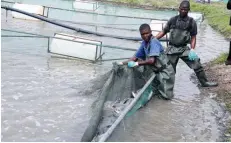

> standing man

[
  {"left": 155, "top": 0, "right": 218, "bottom": 87},
  {"left": 226, "top": 0, "right": 231, "bottom": 65},
  {"left": 120, "top": 23, "right": 175, "bottom": 100}
]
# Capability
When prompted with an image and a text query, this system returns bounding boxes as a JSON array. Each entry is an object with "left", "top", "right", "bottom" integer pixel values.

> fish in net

[{"left": 81, "top": 63, "right": 156, "bottom": 142}]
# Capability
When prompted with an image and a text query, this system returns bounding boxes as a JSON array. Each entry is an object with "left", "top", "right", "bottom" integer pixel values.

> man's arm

[
  {"left": 122, "top": 57, "right": 138, "bottom": 65},
  {"left": 121, "top": 44, "right": 145, "bottom": 65},
  {"left": 122, "top": 56, "right": 155, "bottom": 66},
  {"left": 190, "top": 18, "right": 197, "bottom": 49},
  {"left": 155, "top": 18, "right": 172, "bottom": 39},
  {"left": 155, "top": 31, "right": 166, "bottom": 40},
  {"left": 191, "top": 35, "right": 196, "bottom": 49},
  {"left": 137, "top": 57, "right": 155, "bottom": 65},
  {"left": 227, "top": 0, "right": 231, "bottom": 9}
]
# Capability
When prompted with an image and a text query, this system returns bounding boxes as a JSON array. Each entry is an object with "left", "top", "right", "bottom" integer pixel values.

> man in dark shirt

[
  {"left": 155, "top": 0, "right": 218, "bottom": 87},
  {"left": 226, "top": 0, "right": 231, "bottom": 65}
]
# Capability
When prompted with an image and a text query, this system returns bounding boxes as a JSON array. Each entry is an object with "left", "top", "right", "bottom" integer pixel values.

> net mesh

[{"left": 81, "top": 63, "right": 154, "bottom": 142}]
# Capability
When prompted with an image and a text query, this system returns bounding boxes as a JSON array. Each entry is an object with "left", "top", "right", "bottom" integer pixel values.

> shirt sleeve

[
  {"left": 190, "top": 19, "right": 197, "bottom": 36},
  {"left": 148, "top": 39, "right": 163, "bottom": 57},
  {"left": 135, "top": 44, "right": 145, "bottom": 60},
  {"left": 163, "top": 20, "right": 171, "bottom": 34},
  {"left": 163, "top": 17, "right": 175, "bottom": 34}
]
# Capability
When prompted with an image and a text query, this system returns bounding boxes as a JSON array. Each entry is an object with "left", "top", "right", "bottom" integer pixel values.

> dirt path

[{"left": 200, "top": 63, "right": 231, "bottom": 141}]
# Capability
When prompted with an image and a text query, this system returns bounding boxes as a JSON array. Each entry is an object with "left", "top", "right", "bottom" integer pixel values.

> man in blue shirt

[{"left": 120, "top": 23, "right": 175, "bottom": 100}]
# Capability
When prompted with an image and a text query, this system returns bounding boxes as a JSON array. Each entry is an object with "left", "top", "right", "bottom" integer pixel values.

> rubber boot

[
  {"left": 226, "top": 42, "right": 231, "bottom": 65},
  {"left": 225, "top": 60, "right": 231, "bottom": 65},
  {"left": 195, "top": 70, "right": 218, "bottom": 87}
]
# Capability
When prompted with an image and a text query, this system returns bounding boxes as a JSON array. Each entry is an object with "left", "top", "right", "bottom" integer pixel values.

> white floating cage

[
  {"left": 73, "top": 0, "right": 99, "bottom": 11},
  {"left": 12, "top": 3, "right": 45, "bottom": 20},
  {"left": 49, "top": 33, "right": 103, "bottom": 61},
  {"left": 150, "top": 19, "right": 169, "bottom": 47}
]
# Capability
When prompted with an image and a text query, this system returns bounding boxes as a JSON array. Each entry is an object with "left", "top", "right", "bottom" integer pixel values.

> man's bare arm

[
  {"left": 190, "top": 35, "right": 196, "bottom": 49},
  {"left": 155, "top": 31, "right": 166, "bottom": 40},
  {"left": 137, "top": 57, "right": 155, "bottom": 66},
  {"left": 122, "top": 57, "right": 138, "bottom": 65}
]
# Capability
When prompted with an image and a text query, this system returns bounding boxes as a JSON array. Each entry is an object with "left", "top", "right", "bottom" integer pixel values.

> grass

[
  {"left": 212, "top": 53, "right": 229, "bottom": 64},
  {"left": 103, "top": 0, "right": 231, "bottom": 39},
  {"left": 191, "top": 2, "right": 231, "bottom": 38}
]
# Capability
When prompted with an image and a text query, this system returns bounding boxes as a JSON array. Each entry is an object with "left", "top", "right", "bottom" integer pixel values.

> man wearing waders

[
  {"left": 119, "top": 24, "right": 175, "bottom": 100},
  {"left": 226, "top": 0, "right": 231, "bottom": 65},
  {"left": 155, "top": 0, "right": 218, "bottom": 87}
]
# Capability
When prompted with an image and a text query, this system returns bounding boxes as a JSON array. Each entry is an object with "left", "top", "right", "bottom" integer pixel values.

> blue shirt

[{"left": 135, "top": 38, "right": 164, "bottom": 60}]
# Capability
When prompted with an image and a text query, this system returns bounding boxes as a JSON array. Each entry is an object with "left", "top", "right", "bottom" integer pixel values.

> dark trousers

[
  {"left": 228, "top": 15, "right": 231, "bottom": 61},
  {"left": 228, "top": 41, "right": 231, "bottom": 61}
]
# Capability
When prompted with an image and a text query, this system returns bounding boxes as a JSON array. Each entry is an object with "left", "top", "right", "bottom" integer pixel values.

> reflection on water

[
  {"left": 1, "top": 38, "right": 105, "bottom": 141},
  {"left": 1, "top": 0, "right": 230, "bottom": 141}
]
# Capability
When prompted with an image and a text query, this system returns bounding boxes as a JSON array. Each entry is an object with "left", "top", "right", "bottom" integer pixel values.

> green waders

[
  {"left": 127, "top": 53, "right": 175, "bottom": 116},
  {"left": 167, "top": 28, "right": 218, "bottom": 87},
  {"left": 150, "top": 53, "right": 175, "bottom": 100}
]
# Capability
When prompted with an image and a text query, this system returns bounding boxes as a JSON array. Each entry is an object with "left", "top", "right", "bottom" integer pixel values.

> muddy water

[
  {"left": 108, "top": 23, "right": 230, "bottom": 142},
  {"left": 1, "top": 1, "right": 230, "bottom": 142}
]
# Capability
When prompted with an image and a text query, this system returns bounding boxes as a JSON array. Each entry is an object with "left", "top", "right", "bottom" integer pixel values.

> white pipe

[{"left": 98, "top": 73, "right": 156, "bottom": 142}]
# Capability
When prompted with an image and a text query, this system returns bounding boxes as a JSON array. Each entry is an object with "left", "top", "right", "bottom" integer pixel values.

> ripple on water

[{"left": 1, "top": 3, "right": 229, "bottom": 142}]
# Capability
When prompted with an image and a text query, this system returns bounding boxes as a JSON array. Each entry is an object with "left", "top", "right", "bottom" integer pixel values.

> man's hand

[
  {"left": 127, "top": 61, "right": 139, "bottom": 68},
  {"left": 188, "top": 49, "right": 198, "bottom": 61}
]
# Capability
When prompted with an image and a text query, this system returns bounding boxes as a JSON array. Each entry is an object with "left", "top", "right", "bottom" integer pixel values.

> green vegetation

[
  {"left": 106, "top": 0, "right": 231, "bottom": 38},
  {"left": 106, "top": 0, "right": 181, "bottom": 9},
  {"left": 191, "top": 2, "right": 231, "bottom": 38},
  {"left": 212, "top": 53, "right": 229, "bottom": 64}
]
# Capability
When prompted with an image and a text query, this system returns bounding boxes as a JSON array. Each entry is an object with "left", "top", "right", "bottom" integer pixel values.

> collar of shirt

[
  {"left": 142, "top": 36, "right": 153, "bottom": 48},
  {"left": 178, "top": 15, "right": 189, "bottom": 22}
]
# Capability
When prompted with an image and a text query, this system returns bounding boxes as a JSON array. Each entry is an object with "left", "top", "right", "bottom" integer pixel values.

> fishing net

[{"left": 81, "top": 63, "right": 155, "bottom": 142}]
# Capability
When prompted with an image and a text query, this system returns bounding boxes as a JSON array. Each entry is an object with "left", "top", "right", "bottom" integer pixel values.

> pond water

[{"left": 1, "top": 0, "right": 230, "bottom": 141}]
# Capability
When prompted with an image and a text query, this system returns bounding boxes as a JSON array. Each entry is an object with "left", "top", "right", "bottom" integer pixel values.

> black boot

[
  {"left": 226, "top": 42, "right": 231, "bottom": 65},
  {"left": 225, "top": 60, "right": 231, "bottom": 65},
  {"left": 195, "top": 70, "right": 218, "bottom": 87}
]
